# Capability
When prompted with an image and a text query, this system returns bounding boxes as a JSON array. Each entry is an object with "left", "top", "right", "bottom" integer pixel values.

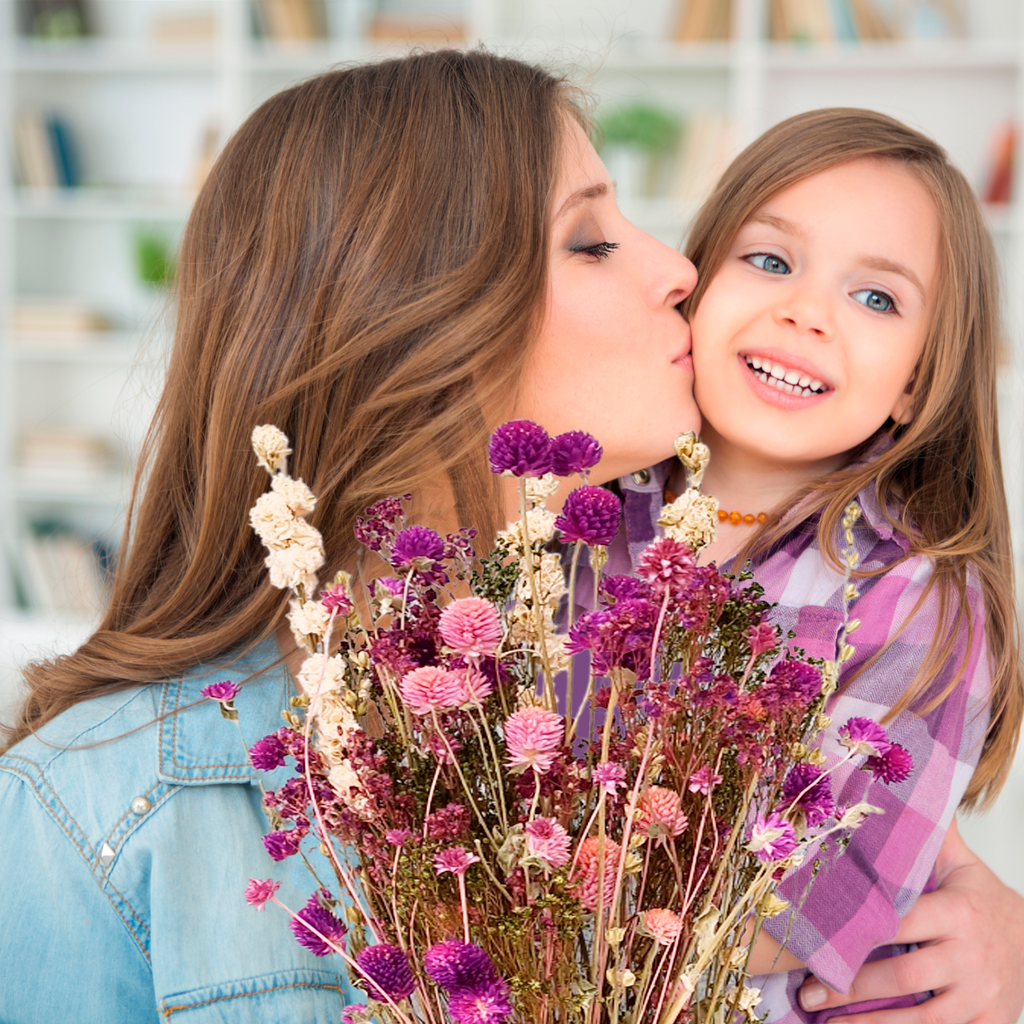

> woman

[{"left": 0, "top": 50, "right": 1019, "bottom": 1024}]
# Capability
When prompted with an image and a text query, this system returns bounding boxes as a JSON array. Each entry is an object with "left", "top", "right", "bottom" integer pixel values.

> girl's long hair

[
  {"left": 684, "top": 108, "right": 1022, "bottom": 809},
  {"left": 3, "top": 50, "right": 581, "bottom": 751}
]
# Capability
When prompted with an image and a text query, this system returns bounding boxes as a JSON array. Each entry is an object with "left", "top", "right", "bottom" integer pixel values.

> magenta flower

[
  {"left": 759, "top": 659, "right": 823, "bottom": 715},
  {"left": 593, "top": 762, "right": 627, "bottom": 794},
  {"left": 200, "top": 680, "right": 240, "bottom": 703},
  {"left": 289, "top": 892, "right": 347, "bottom": 957},
  {"left": 524, "top": 817, "right": 572, "bottom": 869},
  {"left": 488, "top": 420, "right": 552, "bottom": 477},
  {"left": 341, "top": 1005, "right": 371, "bottom": 1024},
  {"left": 434, "top": 846, "right": 480, "bottom": 877},
  {"left": 447, "top": 979, "right": 513, "bottom": 1024},
  {"left": 423, "top": 939, "right": 498, "bottom": 990},
  {"left": 357, "top": 943, "right": 416, "bottom": 1001},
  {"left": 866, "top": 743, "right": 913, "bottom": 784},
  {"left": 748, "top": 812, "right": 798, "bottom": 863},
  {"left": 399, "top": 666, "right": 466, "bottom": 715},
  {"left": 600, "top": 575, "right": 653, "bottom": 605},
  {"left": 746, "top": 622, "right": 778, "bottom": 657},
  {"left": 391, "top": 526, "right": 446, "bottom": 572},
  {"left": 554, "top": 486, "right": 622, "bottom": 546},
  {"left": 504, "top": 706, "right": 564, "bottom": 774},
  {"left": 263, "top": 829, "right": 303, "bottom": 862},
  {"left": 839, "top": 717, "right": 891, "bottom": 757},
  {"left": 781, "top": 763, "right": 836, "bottom": 826},
  {"left": 636, "top": 537, "right": 696, "bottom": 598},
  {"left": 550, "top": 430, "right": 602, "bottom": 478},
  {"left": 249, "top": 733, "right": 288, "bottom": 771},
  {"left": 687, "top": 765, "right": 723, "bottom": 796},
  {"left": 439, "top": 598, "right": 503, "bottom": 659},
  {"left": 385, "top": 828, "right": 412, "bottom": 847},
  {"left": 244, "top": 878, "right": 280, "bottom": 911},
  {"left": 320, "top": 584, "right": 353, "bottom": 616}
]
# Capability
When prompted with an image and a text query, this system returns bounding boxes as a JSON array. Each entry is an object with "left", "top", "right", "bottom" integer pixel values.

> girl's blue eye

[
  {"left": 571, "top": 241, "right": 620, "bottom": 261},
  {"left": 852, "top": 289, "right": 896, "bottom": 313},
  {"left": 746, "top": 253, "right": 790, "bottom": 274}
]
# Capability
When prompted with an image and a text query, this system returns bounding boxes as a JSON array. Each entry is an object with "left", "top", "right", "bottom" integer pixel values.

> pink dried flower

[
  {"left": 636, "top": 787, "right": 688, "bottom": 840},
  {"left": 839, "top": 717, "right": 891, "bottom": 757},
  {"left": 524, "top": 817, "right": 571, "bottom": 869},
  {"left": 643, "top": 908, "right": 684, "bottom": 945},
  {"left": 573, "top": 836, "right": 620, "bottom": 911},
  {"left": 439, "top": 598, "right": 503, "bottom": 660},
  {"left": 503, "top": 706, "right": 564, "bottom": 775},
  {"left": 867, "top": 743, "right": 913, "bottom": 784},
  {"left": 433, "top": 846, "right": 480, "bottom": 877},
  {"left": 636, "top": 537, "right": 696, "bottom": 598},
  {"left": 458, "top": 666, "right": 494, "bottom": 705},
  {"left": 687, "top": 765, "right": 722, "bottom": 796},
  {"left": 448, "top": 979, "right": 513, "bottom": 1024},
  {"left": 320, "top": 583, "right": 353, "bottom": 616},
  {"left": 341, "top": 1005, "right": 371, "bottom": 1024},
  {"left": 593, "top": 762, "right": 627, "bottom": 794},
  {"left": 385, "top": 828, "right": 412, "bottom": 847},
  {"left": 399, "top": 666, "right": 466, "bottom": 716},
  {"left": 244, "top": 878, "right": 280, "bottom": 911},
  {"left": 746, "top": 622, "right": 778, "bottom": 657},
  {"left": 200, "top": 680, "right": 240, "bottom": 703},
  {"left": 748, "top": 812, "right": 798, "bottom": 863}
]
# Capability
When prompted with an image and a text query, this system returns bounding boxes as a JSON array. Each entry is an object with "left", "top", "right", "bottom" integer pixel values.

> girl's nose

[{"left": 774, "top": 285, "right": 833, "bottom": 339}]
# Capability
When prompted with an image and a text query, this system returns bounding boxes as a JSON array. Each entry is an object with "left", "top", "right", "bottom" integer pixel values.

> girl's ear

[{"left": 890, "top": 372, "right": 916, "bottom": 425}]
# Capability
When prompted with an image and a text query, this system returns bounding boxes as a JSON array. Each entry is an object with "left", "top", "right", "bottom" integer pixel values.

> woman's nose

[{"left": 647, "top": 238, "right": 698, "bottom": 307}]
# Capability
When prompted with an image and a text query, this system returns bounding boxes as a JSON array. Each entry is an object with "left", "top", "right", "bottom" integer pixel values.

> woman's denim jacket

[{"left": 0, "top": 637, "right": 355, "bottom": 1021}]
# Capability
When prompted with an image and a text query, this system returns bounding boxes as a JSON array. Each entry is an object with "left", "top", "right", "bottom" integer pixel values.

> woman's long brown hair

[
  {"left": 684, "top": 108, "right": 1022, "bottom": 809},
  {"left": 3, "top": 50, "right": 582, "bottom": 751}
]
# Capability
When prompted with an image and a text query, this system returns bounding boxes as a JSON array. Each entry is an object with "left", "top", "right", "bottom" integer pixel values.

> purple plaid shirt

[{"left": 607, "top": 461, "right": 992, "bottom": 1022}]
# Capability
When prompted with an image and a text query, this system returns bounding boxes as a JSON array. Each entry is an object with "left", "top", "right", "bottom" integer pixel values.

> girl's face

[
  {"left": 516, "top": 121, "right": 700, "bottom": 485},
  {"left": 691, "top": 157, "right": 940, "bottom": 476}
]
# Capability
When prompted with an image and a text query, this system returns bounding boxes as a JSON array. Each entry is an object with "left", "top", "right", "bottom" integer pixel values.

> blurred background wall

[{"left": 0, "top": 0, "right": 1021, "bottom": 934}]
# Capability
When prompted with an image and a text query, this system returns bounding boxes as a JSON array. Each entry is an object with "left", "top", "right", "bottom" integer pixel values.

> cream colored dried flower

[
  {"left": 737, "top": 985, "right": 762, "bottom": 1013},
  {"left": 659, "top": 488, "right": 719, "bottom": 553},
  {"left": 249, "top": 491, "right": 297, "bottom": 549},
  {"left": 265, "top": 547, "right": 322, "bottom": 593},
  {"left": 251, "top": 424, "right": 292, "bottom": 475},
  {"left": 757, "top": 892, "right": 790, "bottom": 918},
  {"left": 673, "top": 431, "right": 711, "bottom": 488},
  {"left": 270, "top": 473, "right": 316, "bottom": 517},
  {"left": 497, "top": 506, "right": 559, "bottom": 553},
  {"left": 328, "top": 759, "right": 374, "bottom": 817},
  {"left": 297, "top": 651, "right": 346, "bottom": 696},
  {"left": 287, "top": 598, "right": 330, "bottom": 645},
  {"left": 838, "top": 802, "right": 883, "bottom": 828},
  {"left": 514, "top": 552, "right": 565, "bottom": 611},
  {"left": 525, "top": 473, "right": 559, "bottom": 506}
]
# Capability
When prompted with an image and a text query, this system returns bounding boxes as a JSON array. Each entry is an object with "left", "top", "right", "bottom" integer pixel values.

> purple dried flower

[
  {"left": 200, "top": 680, "right": 240, "bottom": 703},
  {"left": 839, "top": 717, "right": 891, "bottom": 757},
  {"left": 354, "top": 495, "right": 409, "bottom": 552},
  {"left": 866, "top": 743, "right": 913, "bottom": 784},
  {"left": 554, "top": 486, "right": 621, "bottom": 546},
  {"left": 488, "top": 420, "right": 552, "bottom": 477},
  {"left": 391, "top": 526, "right": 446, "bottom": 572},
  {"left": 320, "top": 584, "right": 353, "bottom": 616},
  {"left": 447, "top": 979, "right": 513, "bottom": 1024},
  {"left": 747, "top": 812, "right": 798, "bottom": 863},
  {"left": 250, "top": 733, "right": 288, "bottom": 771},
  {"left": 357, "top": 943, "right": 416, "bottom": 1001},
  {"left": 262, "top": 828, "right": 304, "bottom": 862},
  {"left": 434, "top": 846, "right": 480, "bottom": 877},
  {"left": 593, "top": 761, "right": 627, "bottom": 794},
  {"left": 550, "top": 430, "right": 602, "bottom": 478},
  {"left": 341, "top": 1005, "right": 371, "bottom": 1024},
  {"left": 289, "top": 892, "right": 347, "bottom": 957},
  {"left": 746, "top": 622, "right": 779, "bottom": 657},
  {"left": 243, "top": 878, "right": 280, "bottom": 911},
  {"left": 759, "top": 660, "right": 822, "bottom": 715},
  {"left": 423, "top": 939, "right": 498, "bottom": 990},
  {"left": 385, "top": 828, "right": 412, "bottom": 847},
  {"left": 687, "top": 765, "right": 723, "bottom": 796},
  {"left": 781, "top": 763, "right": 836, "bottom": 826},
  {"left": 636, "top": 537, "right": 696, "bottom": 599},
  {"left": 599, "top": 575, "right": 653, "bottom": 605}
]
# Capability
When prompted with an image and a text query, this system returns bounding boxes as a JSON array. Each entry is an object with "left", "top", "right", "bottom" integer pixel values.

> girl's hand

[{"left": 797, "top": 819, "right": 1024, "bottom": 1023}]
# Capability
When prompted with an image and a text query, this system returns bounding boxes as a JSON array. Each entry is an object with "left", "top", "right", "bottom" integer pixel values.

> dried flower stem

[{"left": 519, "top": 478, "right": 556, "bottom": 710}]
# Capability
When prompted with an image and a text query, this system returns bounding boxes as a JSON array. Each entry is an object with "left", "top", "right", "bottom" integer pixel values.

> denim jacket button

[
  {"left": 131, "top": 796, "right": 151, "bottom": 815},
  {"left": 631, "top": 469, "right": 651, "bottom": 486}
]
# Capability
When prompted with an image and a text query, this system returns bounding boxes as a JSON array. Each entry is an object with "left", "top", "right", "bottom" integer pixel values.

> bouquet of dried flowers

[{"left": 212, "top": 421, "right": 912, "bottom": 1024}]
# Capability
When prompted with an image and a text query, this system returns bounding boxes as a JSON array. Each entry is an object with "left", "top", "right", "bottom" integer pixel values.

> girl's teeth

[{"left": 745, "top": 356, "right": 826, "bottom": 395}]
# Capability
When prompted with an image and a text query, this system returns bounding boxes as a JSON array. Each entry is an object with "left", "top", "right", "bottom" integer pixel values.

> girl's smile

[{"left": 691, "top": 156, "right": 940, "bottom": 480}]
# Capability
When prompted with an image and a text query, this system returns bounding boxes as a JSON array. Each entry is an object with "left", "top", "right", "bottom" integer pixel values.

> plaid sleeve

[{"left": 762, "top": 553, "right": 992, "bottom": 995}]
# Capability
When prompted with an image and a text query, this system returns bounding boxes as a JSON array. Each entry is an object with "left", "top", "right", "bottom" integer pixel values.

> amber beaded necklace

[{"left": 664, "top": 487, "right": 766, "bottom": 527}]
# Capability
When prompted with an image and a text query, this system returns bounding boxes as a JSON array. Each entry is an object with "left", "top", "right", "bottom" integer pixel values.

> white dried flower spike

[
  {"left": 251, "top": 424, "right": 292, "bottom": 475},
  {"left": 525, "top": 473, "right": 560, "bottom": 507},
  {"left": 249, "top": 491, "right": 298, "bottom": 549},
  {"left": 659, "top": 488, "right": 719, "bottom": 553},
  {"left": 673, "top": 431, "right": 711, "bottom": 489},
  {"left": 270, "top": 474, "right": 316, "bottom": 517},
  {"left": 264, "top": 522, "right": 324, "bottom": 591},
  {"left": 287, "top": 597, "right": 331, "bottom": 646},
  {"left": 838, "top": 802, "right": 883, "bottom": 828},
  {"left": 297, "top": 651, "right": 346, "bottom": 697}
]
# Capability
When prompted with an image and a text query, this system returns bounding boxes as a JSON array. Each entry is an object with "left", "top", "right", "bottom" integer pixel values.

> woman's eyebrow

[{"left": 554, "top": 183, "right": 609, "bottom": 219}]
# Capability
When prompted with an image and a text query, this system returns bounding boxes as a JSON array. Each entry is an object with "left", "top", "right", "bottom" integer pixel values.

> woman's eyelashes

[{"left": 570, "top": 240, "right": 620, "bottom": 261}]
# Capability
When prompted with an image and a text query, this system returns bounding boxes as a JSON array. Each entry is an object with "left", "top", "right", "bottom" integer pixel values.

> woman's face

[{"left": 515, "top": 120, "right": 700, "bottom": 486}]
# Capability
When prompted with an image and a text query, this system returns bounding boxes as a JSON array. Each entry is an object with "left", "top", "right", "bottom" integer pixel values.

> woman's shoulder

[{"left": 0, "top": 635, "right": 290, "bottom": 847}]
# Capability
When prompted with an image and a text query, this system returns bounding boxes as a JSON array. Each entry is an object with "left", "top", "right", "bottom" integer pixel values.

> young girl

[{"left": 675, "top": 108, "right": 1023, "bottom": 1020}]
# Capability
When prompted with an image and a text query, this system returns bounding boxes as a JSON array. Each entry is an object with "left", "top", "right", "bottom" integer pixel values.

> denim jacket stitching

[
  {"left": 160, "top": 974, "right": 344, "bottom": 1017},
  {"left": 100, "top": 779, "right": 172, "bottom": 883}
]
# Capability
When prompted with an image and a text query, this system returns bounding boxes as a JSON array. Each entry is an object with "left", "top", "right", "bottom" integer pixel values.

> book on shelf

[
  {"left": 17, "top": 429, "right": 118, "bottom": 486},
  {"left": 12, "top": 299, "right": 112, "bottom": 344},
  {"left": 982, "top": 122, "right": 1015, "bottom": 206},
  {"left": 13, "top": 110, "right": 81, "bottom": 190},
  {"left": 17, "top": 522, "right": 112, "bottom": 618},
  {"left": 671, "top": 0, "right": 731, "bottom": 41},
  {"left": 151, "top": 11, "right": 218, "bottom": 47},
  {"left": 251, "top": 0, "right": 327, "bottom": 41},
  {"left": 370, "top": 0, "right": 464, "bottom": 41},
  {"left": 670, "top": 112, "right": 736, "bottom": 207},
  {"left": 767, "top": 0, "right": 939, "bottom": 41}
]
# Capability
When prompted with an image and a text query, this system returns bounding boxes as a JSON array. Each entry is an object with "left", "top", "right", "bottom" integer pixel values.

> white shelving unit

[{"left": 2, "top": 0, "right": 1024, "bottom": 610}]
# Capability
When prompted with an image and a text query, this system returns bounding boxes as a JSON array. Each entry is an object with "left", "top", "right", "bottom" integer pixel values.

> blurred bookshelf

[{"left": 1, "top": 0, "right": 1024, "bottom": 626}]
